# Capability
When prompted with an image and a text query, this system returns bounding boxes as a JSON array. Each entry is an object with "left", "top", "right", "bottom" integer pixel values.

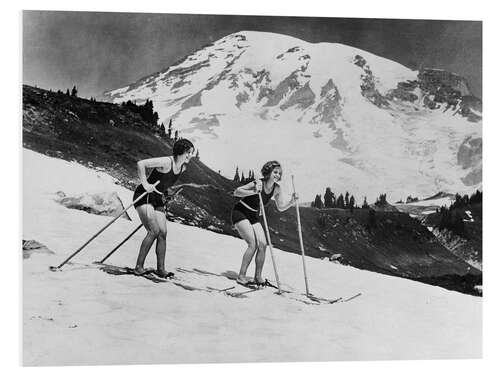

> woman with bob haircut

[
  {"left": 231, "top": 160, "right": 298, "bottom": 286},
  {"left": 132, "top": 138, "right": 194, "bottom": 278}
]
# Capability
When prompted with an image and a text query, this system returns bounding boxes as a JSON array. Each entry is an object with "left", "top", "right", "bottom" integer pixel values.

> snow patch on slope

[{"left": 23, "top": 149, "right": 481, "bottom": 365}]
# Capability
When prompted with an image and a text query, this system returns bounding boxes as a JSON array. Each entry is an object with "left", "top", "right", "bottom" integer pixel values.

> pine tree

[
  {"left": 241, "top": 171, "right": 246, "bottom": 182},
  {"left": 362, "top": 196, "right": 369, "bottom": 209},
  {"left": 345, "top": 192, "right": 350, "bottom": 208},
  {"left": 66, "top": 89, "right": 70, "bottom": 96},
  {"left": 152, "top": 112, "right": 159, "bottom": 127},
  {"left": 324, "top": 187, "right": 334, "bottom": 208},
  {"left": 314, "top": 194, "right": 323, "bottom": 209},
  {"left": 159, "top": 123, "right": 165, "bottom": 136},
  {"left": 167, "top": 119, "right": 173, "bottom": 139},
  {"left": 233, "top": 167, "right": 240, "bottom": 182},
  {"left": 337, "top": 194, "right": 345, "bottom": 209},
  {"left": 71, "top": 86, "right": 78, "bottom": 97},
  {"left": 349, "top": 195, "right": 355, "bottom": 209},
  {"left": 174, "top": 130, "right": 179, "bottom": 142}
]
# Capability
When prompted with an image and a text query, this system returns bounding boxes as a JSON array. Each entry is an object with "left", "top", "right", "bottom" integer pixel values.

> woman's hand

[
  {"left": 290, "top": 192, "right": 299, "bottom": 204},
  {"left": 143, "top": 182, "right": 161, "bottom": 194},
  {"left": 254, "top": 179, "right": 263, "bottom": 193}
]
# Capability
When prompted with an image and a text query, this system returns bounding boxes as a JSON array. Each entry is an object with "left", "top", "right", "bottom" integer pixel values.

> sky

[{"left": 23, "top": 11, "right": 482, "bottom": 98}]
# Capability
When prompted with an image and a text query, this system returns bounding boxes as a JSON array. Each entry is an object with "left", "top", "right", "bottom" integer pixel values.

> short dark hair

[
  {"left": 261, "top": 160, "right": 282, "bottom": 181},
  {"left": 173, "top": 138, "right": 194, "bottom": 159}
]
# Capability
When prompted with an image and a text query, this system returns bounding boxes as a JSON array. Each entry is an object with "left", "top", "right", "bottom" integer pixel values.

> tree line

[
  {"left": 311, "top": 187, "right": 372, "bottom": 209},
  {"left": 436, "top": 190, "right": 482, "bottom": 237},
  {"left": 232, "top": 166, "right": 257, "bottom": 183}
]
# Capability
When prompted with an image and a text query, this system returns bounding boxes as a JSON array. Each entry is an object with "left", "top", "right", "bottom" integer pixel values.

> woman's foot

[
  {"left": 133, "top": 266, "right": 147, "bottom": 276},
  {"left": 155, "top": 269, "right": 175, "bottom": 279},
  {"left": 236, "top": 275, "right": 255, "bottom": 287},
  {"left": 254, "top": 277, "right": 266, "bottom": 287}
]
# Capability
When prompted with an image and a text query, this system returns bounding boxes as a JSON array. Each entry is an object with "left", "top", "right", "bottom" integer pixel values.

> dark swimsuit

[
  {"left": 133, "top": 158, "right": 183, "bottom": 213},
  {"left": 231, "top": 181, "right": 276, "bottom": 225}
]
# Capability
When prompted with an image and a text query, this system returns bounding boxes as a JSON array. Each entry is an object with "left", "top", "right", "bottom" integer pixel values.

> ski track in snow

[{"left": 23, "top": 149, "right": 481, "bottom": 365}]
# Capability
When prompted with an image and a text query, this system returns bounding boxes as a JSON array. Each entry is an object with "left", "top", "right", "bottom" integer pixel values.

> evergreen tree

[
  {"left": 241, "top": 171, "right": 246, "bottom": 182},
  {"left": 174, "top": 130, "right": 179, "bottom": 142},
  {"left": 71, "top": 86, "right": 78, "bottom": 97},
  {"left": 336, "top": 194, "right": 345, "bottom": 209},
  {"left": 66, "top": 89, "right": 70, "bottom": 96},
  {"left": 159, "top": 123, "right": 166, "bottom": 136},
  {"left": 362, "top": 196, "right": 369, "bottom": 209},
  {"left": 349, "top": 195, "right": 355, "bottom": 209},
  {"left": 233, "top": 167, "right": 240, "bottom": 182},
  {"left": 324, "top": 187, "right": 334, "bottom": 208},
  {"left": 470, "top": 190, "right": 482, "bottom": 204},
  {"left": 375, "top": 193, "right": 387, "bottom": 206},
  {"left": 345, "top": 192, "right": 350, "bottom": 208},
  {"left": 168, "top": 119, "right": 173, "bottom": 139},
  {"left": 314, "top": 194, "right": 323, "bottom": 209}
]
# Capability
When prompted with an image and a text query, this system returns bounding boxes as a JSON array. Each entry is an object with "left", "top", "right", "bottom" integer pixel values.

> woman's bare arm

[
  {"left": 274, "top": 185, "right": 298, "bottom": 212},
  {"left": 137, "top": 157, "right": 171, "bottom": 192},
  {"left": 233, "top": 180, "right": 260, "bottom": 198}
]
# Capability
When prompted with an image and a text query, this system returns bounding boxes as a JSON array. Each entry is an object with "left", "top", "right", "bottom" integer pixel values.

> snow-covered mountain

[{"left": 103, "top": 31, "right": 482, "bottom": 202}]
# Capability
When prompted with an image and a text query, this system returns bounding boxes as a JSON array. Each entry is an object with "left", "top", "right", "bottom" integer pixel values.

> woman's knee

[
  {"left": 146, "top": 226, "right": 161, "bottom": 237},
  {"left": 157, "top": 228, "right": 167, "bottom": 240},
  {"left": 246, "top": 238, "right": 257, "bottom": 251},
  {"left": 256, "top": 240, "right": 267, "bottom": 252}
]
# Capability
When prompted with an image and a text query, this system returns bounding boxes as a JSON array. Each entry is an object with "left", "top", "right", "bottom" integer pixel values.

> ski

[
  {"left": 306, "top": 294, "right": 343, "bottom": 304},
  {"left": 206, "top": 285, "right": 261, "bottom": 298},
  {"left": 97, "top": 263, "right": 207, "bottom": 292},
  {"left": 341, "top": 292, "right": 362, "bottom": 302}
]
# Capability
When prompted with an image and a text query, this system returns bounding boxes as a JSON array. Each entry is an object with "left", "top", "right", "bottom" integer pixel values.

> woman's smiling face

[
  {"left": 271, "top": 167, "right": 282, "bottom": 182},
  {"left": 181, "top": 148, "right": 194, "bottom": 163}
]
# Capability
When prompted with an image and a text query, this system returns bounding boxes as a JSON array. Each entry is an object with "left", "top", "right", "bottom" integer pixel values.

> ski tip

[{"left": 49, "top": 266, "right": 61, "bottom": 272}]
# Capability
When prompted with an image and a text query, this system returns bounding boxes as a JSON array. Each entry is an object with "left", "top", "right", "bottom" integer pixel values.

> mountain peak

[{"left": 103, "top": 32, "right": 482, "bottom": 202}]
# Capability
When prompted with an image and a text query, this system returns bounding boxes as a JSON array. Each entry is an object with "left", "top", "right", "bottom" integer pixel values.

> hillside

[{"left": 23, "top": 85, "right": 239, "bottom": 233}]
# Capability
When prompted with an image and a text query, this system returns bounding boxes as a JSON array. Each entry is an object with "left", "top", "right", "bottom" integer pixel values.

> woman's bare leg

[
  {"left": 234, "top": 219, "right": 257, "bottom": 283},
  {"left": 154, "top": 210, "right": 169, "bottom": 275},
  {"left": 135, "top": 204, "right": 160, "bottom": 273},
  {"left": 253, "top": 223, "right": 268, "bottom": 284}
]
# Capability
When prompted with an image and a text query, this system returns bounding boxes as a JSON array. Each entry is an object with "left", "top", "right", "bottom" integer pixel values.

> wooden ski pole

[
  {"left": 50, "top": 181, "right": 159, "bottom": 271},
  {"left": 259, "top": 193, "right": 282, "bottom": 294},
  {"left": 292, "top": 175, "right": 310, "bottom": 296},
  {"left": 95, "top": 224, "right": 143, "bottom": 264}
]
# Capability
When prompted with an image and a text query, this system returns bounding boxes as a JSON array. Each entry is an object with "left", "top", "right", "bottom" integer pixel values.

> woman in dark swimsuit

[
  {"left": 231, "top": 161, "right": 298, "bottom": 286},
  {"left": 133, "top": 138, "right": 194, "bottom": 277}
]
